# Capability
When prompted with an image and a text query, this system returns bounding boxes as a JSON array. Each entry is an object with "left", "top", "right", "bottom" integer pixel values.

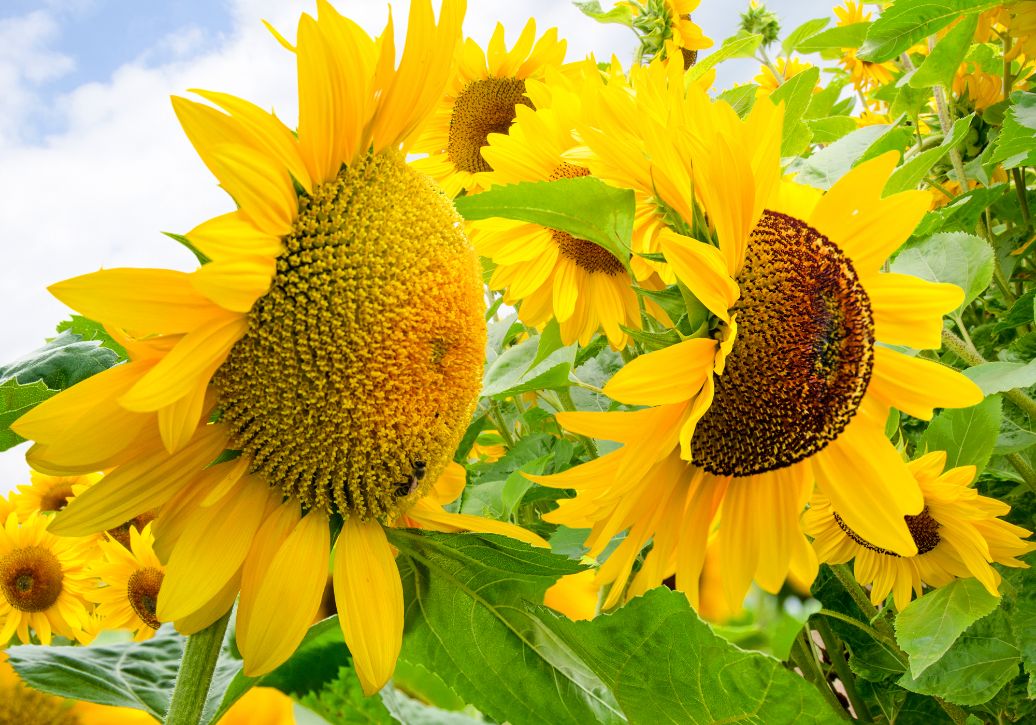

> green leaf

[
  {"left": 885, "top": 113, "right": 975, "bottom": 194},
  {"left": 793, "top": 125, "right": 890, "bottom": 189},
  {"left": 529, "top": 319, "right": 565, "bottom": 372},
  {"left": 859, "top": 0, "right": 1001, "bottom": 63},
  {"left": 797, "top": 23, "right": 869, "bottom": 53},
  {"left": 0, "top": 379, "right": 57, "bottom": 451},
  {"left": 964, "top": 360, "right": 1036, "bottom": 396},
  {"left": 715, "top": 84, "right": 758, "bottom": 118},
  {"left": 298, "top": 666, "right": 395, "bottom": 724},
  {"left": 806, "top": 116, "right": 858, "bottom": 144},
  {"left": 994, "top": 289, "right": 1036, "bottom": 333},
  {"left": 908, "top": 14, "right": 979, "bottom": 89},
  {"left": 574, "top": 0, "right": 634, "bottom": 25},
  {"left": 992, "top": 91, "right": 1036, "bottom": 169},
  {"left": 781, "top": 17, "right": 830, "bottom": 56},
  {"left": 388, "top": 530, "right": 616, "bottom": 725},
  {"left": 898, "top": 608, "right": 1020, "bottom": 706},
  {"left": 530, "top": 588, "right": 839, "bottom": 723},
  {"left": 455, "top": 177, "right": 634, "bottom": 272},
  {"left": 481, "top": 336, "right": 576, "bottom": 398},
  {"left": 922, "top": 396, "right": 1003, "bottom": 473},
  {"left": 54, "top": 315, "right": 129, "bottom": 360},
  {"left": 895, "top": 578, "right": 1002, "bottom": 678},
  {"left": 890, "top": 232, "right": 994, "bottom": 311},
  {"left": 1005, "top": 562, "right": 1036, "bottom": 696},
  {"left": 770, "top": 67, "right": 820, "bottom": 156},
  {"left": 380, "top": 687, "right": 486, "bottom": 725},
  {"left": 687, "top": 33, "right": 763, "bottom": 82},
  {"left": 0, "top": 330, "right": 119, "bottom": 390}
]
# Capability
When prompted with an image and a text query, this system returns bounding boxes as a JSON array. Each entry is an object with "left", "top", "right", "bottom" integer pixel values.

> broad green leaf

[
  {"left": 859, "top": 0, "right": 1001, "bottom": 62},
  {"left": 885, "top": 113, "right": 975, "bottom": 194},
  {"left": 898, "top": 608, "right": 1020, "bottom": 706},
  {"left": 964, "top": 360, "right": 1036, "bottom": 396},
  {"left": 908, "top": 14, "right": 979, "bottom": 89},
  {"left": 574, "top": 0, "right": 634, "bottom": 25},
  {"left": 297, "top": 666, "right": 394, "bottom": 724},
  {"left": 0, "top": 330, "right": 119, "bottom": 390},
  {"left": 890, "top": 232, "right": 994, "bottom": 311},
  {"left": 387, "top": 530, "right": 616, "bottom": 725},
  {"left": 1005, "top": 562, "right": 1036, "bottom": 696},
  {"left": 687, "top": 33, "right": 763, "bottom": 82},
  {"left": 858, "top": 118, "right": 912, "bottom": 162},
  {"left": 806, "top": 116, "right": 858, "bottom": 144},
  {"left": 895, "top": 579, "right": 1002, "bottom": 678},
  {"left": 481, "top": 336, "right": 576, "bottom": 398},
  {"left": 797, "top": 23, "right": 869, "bottom": 53},
  {"left": 992, "top": 91, "right": 1036, "bottom": 169},
  {"left": 455, "top": 178, "right": 634, "bottom": 272},
  {"left": 715, "top": 84, "right": 758, "bottom": 118},
  {"left": 912, "top": 185, "right": 1008, "bottom": 238},
  {"left": 0, "top": 379, "right": 57, "bottom": 451},
  {"left": 891, "top": 82, "right": 934, "bottom": 118},
  {"left": 770, "top": 67, "right": 820, "bottom": 156},
  {"left": 531, "top": 588, "right": 838, "bottom": 723},
  {"left": 381, "top": 687, "right": 486, "bottom": 725},
  {"left": 922, "top": 396, "right": 1003, "bottom": 473},
  {"left": 54, "top": 315, "right": 129, "bottom": 360},
  {"left": 994, "top": 289, "right": 1036, "bottom": 333},
  {"left": 781, "top": 17, "right": 830, "bottom": 56},
  {"left": 529, "top": 319, "right": 564, "bottom": 372},
  {"left": 793, "top": 125, "right": 889, "bottom": 189},
  {"left": 803, "top": 81, "right": 846, "bottom": 120}
]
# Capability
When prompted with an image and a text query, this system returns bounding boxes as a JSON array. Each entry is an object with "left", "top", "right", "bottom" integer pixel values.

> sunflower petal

[
  {"left": 603, "top": 338, "right": 717, "bottom": 405},
  {"left": 868, "top": 347, "right": 984, "bottom": 421}
]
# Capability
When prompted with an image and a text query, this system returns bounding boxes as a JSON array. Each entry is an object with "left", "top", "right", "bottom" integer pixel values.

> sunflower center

[
  {"left": 447, "top": 77, "right": 532, "bottom": 174},
  {"left": 213, "top": 152, "right": 485, "bottom": 522},
  {"left": 106, "top": 511, "right": 157, "bottom": 550},
  {"left": 692, "top": 210, "right": 874, "bottom": 476},
  {"left": 833, "top": 506, "right": 941, "bottom": 557},
  {"left": 39, "top": 483, "right": 75, "bottom": 513},
  {"left": 547, "top": 163, "right": 626, "bottom": 276},
  {"left": 127, "top": 567, "right": 163, "bottom": 630},
  {"left": 0, "top": 546, "right": 63, "bottom": 612}
]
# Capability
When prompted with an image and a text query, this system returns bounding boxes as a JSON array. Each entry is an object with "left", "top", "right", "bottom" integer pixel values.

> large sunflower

[
  {"left": 410, "top": 18, "right": 567, "bottom": 196},
  {"left": 532, "top": 72, "right": 983, "bottom": 611},
  {"left": 12, "top": 0, "right": 538, "bottom": 694},
  {"left": 0, "top": 512, "right": 95, "bottom": 644},
  {"left": 474, "top": 64, "right": 641, "bottom": 348},
  {"left": 86, "top": 524, "right": 164, "bottom": 641},
  {"left": 803, "top": 451, "right": 1036, "bottom": 610}
]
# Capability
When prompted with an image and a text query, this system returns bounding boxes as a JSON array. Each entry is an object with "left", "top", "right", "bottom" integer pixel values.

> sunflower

[
  {"left": 530, "top": 71, "right": 983, "bottom": 612},
  {"left": 753, "top": 56, "right": 817, "bottom": 96},
  {"left": 953, "top": 64, "right": 1003, "bottom": 111},
  {"left": 11, "top": 470, "right": 101, "bottom": 520},
  {"left": 833, "top": 1, "right": 896, "bottom": 93},
  {"left": 86, "top": 524, "right": 164, "bottom": 641},
  {"left": 11, "top": 0, "right": 540, "bottom": 695},
  {"left": 0, "top": 512, "right": 95, "bottom": 644},
  {"left": 410, "top": 18, "right": 567, "bottom": 197},
  {"left": 804, "top": 451, "right": 1036, "bottom": 610},
  {"left": 474, "top": 64, "right": 641, "bottom": 348}
]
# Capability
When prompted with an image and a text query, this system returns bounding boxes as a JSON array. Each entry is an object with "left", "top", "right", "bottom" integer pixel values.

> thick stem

[
  {"left": 815, "top": 618, "right": 873, "bottom": 722},
  {"left": 164, "top": 611, "right": 232, "bottom": 725},
  {"left": 942, "top": 329, "right": 1036, "bottom": 420},
  {"left": 928, "top": 42, "right": 968, "bottom": 190},
  {"left": 936, "top": 697, "right": 969, "bottom": 724},
  {"left": 1014, "top": 168, "right": 1032, "bottom": 230},
  {"left": 830, "top": 564, "right": 885, "bottom": 631},
  {"left": 791, "top": 628, "right": 850, "bottom": 720}
]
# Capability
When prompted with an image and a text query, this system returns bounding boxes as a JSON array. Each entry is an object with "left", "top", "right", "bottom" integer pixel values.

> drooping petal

[
  {"left": 602, "top": 338, "right": 717, "bottom": 406},
  {"left": 867, "top": 274, "right": 963, "bottom": 349},
  {"left": 658, "top": 230, "right": 739, "bottom": 321},
  {"left": 867, "top": 347, "right": 984, "bottom": 420}
]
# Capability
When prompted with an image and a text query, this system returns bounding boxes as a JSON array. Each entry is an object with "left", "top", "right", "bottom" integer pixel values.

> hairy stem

[{"left": 164, "top": 611, "right": 231, "bottom": 725}]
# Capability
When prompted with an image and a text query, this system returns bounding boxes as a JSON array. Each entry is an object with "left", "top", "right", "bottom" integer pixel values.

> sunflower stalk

[
  {"left": 163, "top": 611, "right": 232, "bottom": 725},
  {"left": 941, "top": 329, "right": 1036, "bottom": 424},
  {"left": 789, "top": 628, "right": 850, "bottom": 720},
  {"left": 814, "top": 618, "right": 872, "bottom": 722}
]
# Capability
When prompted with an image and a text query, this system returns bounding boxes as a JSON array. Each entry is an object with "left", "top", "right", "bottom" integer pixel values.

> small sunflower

[
  {"left": 0, "top": 512, "right": 95, "bottom": 644},
  {"left": 11, "top": 470, "right": 101, "bottom": 520},
  {"left": 531, "top": 69, "right": 983, "bottom": 612},
  {"left": 12, "top": 0, "right": 541, "bottom": 694},
  {"left": 86, "top": 524, "right": 164, "bottom": 640},
  {"left": 803, "top": 451, "right": 1036, "bottom": 610},
  {"left": 833, "top": 1, "right": 896, "bottom": 93},
  {"left": 475, "top": 65, "right": 641, "bottom": 348},
  {"left": 953, "top": 64, "right": 1003, "bottom": 111},
  {"left": 753, "top": 56, "right": 817, "bottom": 96},
  {"left": 411, "top": 18, "right": 567, "bottom": 196}
]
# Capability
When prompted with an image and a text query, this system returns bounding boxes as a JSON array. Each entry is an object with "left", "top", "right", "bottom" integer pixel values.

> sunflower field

[{"left": 2, "top": 0, "right": 1036, "bottom": 722}]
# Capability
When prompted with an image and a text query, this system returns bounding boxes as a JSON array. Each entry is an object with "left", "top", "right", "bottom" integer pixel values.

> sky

[{"left": 0, "top": 0, "right": 830, "bottom": 488}]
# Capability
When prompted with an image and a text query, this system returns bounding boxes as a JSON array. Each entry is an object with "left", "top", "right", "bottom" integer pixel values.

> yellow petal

[
  {"left": 333, "top": 519, "right": 403, "bottom": 696},
  {"left": 428, "top": 461, "right": 466, "bottom": 506},
  {"left": 403, "top": 504, "right": 548, "bottom": 549},
  {"left": 186, "top": 212, "right": 284, "bottom": 263},
  {"left": 211, "top": 144, "right": 298, "bottom": 237},
  {"left": 603, "top": 338, "right": 717, "bottom": 405},
  {"left": 189, "top": 256, "right": 276, "bottom": 313},
  {"left": 175, "top": 569, "right": 242, "bottom": 636},
  {"left": 658, "top": 230, "right": 739, "bottom": 321},
  {"left": 235, "top": 500, "right": 300, "bottom": 648},
  {"left": 868, "top": 273, "right": 963, "bottom": 349},
  {"left": 868, "top": 347, "right": 984, "bottom": 420},
  {"left": 157, "top": 381, "right": 211, "bottom": 454}
]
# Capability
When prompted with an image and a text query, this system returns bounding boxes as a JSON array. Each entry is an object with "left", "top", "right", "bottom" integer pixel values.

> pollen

[
  {"left": 213, "top": 151, "right": 485, "bottom": 523},
  {"left": 834, "top": 506, "right": 942, "bottom": 557},
  {"left": 548, "top": 163, "right": 625, "bottom": 275},
  {"left": 127, "top": 567, "right": 164, "bottom": 630},
  {"left": 0, "top": 546, "right": 64, "bottom": 613},
  {"left": 693, "top": 210, "right": 875, "bottom": 476},
  {"left": 447, "top": 77, "right": 533, "bottom": 174}
]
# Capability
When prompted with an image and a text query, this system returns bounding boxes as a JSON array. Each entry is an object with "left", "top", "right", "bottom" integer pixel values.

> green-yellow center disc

[{"left": 214, "top": 151, "right": 485, "bottom": 522}]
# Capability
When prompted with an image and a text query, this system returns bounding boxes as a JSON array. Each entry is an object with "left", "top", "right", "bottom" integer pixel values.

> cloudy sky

[{"left": 0, "top": 0, "right": 829, "bottom": 487}]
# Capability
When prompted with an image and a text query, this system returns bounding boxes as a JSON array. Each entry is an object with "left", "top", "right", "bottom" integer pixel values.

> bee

[{"left": 394, "top": 460, "right": 427, "bottom": 498}]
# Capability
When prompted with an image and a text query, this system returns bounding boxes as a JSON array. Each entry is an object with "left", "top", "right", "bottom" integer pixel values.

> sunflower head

[
  {"left": 87, "top": 524, "right": 165, "bottom": 640},
  {"left": 12, "top": 471, "right": 101, "bottom": 520}
]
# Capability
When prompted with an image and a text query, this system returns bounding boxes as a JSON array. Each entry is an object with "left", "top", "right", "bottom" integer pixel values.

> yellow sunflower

[
  {"left": 11, "top": 0, "right": 541, "bottom": 695},
  {"left": 753, "top": 56, "right": 817, "bottom": 96},
  {"left": 411, "top": 18, "right": 567, "bottom": 196},
  {"left": 11, "top": 470, "right": 101, "bottom": 520},
  {"left": 834, "top": 1, "right": 896, "bottom": 92},
  {"left": 804, "top": 451, "right": 1036, "bottom": 610},
  {"left": 86, "top": 524, "right": 164, "bottom": 641},
  {"left": 953, "top": 64, "right": 1003, "bottom": 111},
  {"left": 530, "top": 74, "right": 983, "bottom": 612},
  {"left": 0, "top": 512, "right": 95, "bottom": 644},
  {"left": 475, "top": 65, "right": 641, "bottom": 349}
]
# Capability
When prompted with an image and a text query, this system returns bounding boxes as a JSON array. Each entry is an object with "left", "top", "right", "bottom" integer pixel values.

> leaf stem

[
  {"left": 164, "top": 611, "right": 231, "bottom": 725},
  {"left": 790, "top": 628, "right": 850, "bottom": 720},
  {"left": 487, "top": 399, "right": 518, "bottom": 449},
  {"left": 1014, "top": 167, "right": 1032, "bottom": 231},
  {"left": 942, "top": 329, "right": 1036, "bottom": 421},
  {"left": 816, "top": 608, "right": 889, "bottom": 645},
  {"left": 814, "top": 618, "right": 873, "bottom": 722}
]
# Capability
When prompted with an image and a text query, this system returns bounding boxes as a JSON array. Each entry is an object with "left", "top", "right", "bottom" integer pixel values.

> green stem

[
  {"left": 1006, "top": 452, "right": 1036, "bottom": 495},
  {"left": 935, "top": 697, "right": 969, "bottom": 725},
  {"left": 164, "top": 611, "right": 231, "bottom": 725},
  {"left": 815, "top": 618, "right": 873, "bottom": 722},
  {"left": 942, "top": 329, "right": 1036, "bottom": 420},
  {"left": 931, "top": 79, "right": 968, "bottom": 189},
  {"left": 1014, "top": 167, "right": 1032, "bottom": 231},
  {"left": 817, "top": 608, "right": 890, "bottom": 646},
  {"left": 487, "top": 399, "right": 517, "bottom": 449},
  {"left": 791, "top": 629, "right": 850, "bottom": 719},
  {"left": 829, "top": 564, "right": 886, "bottom": 632}
]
